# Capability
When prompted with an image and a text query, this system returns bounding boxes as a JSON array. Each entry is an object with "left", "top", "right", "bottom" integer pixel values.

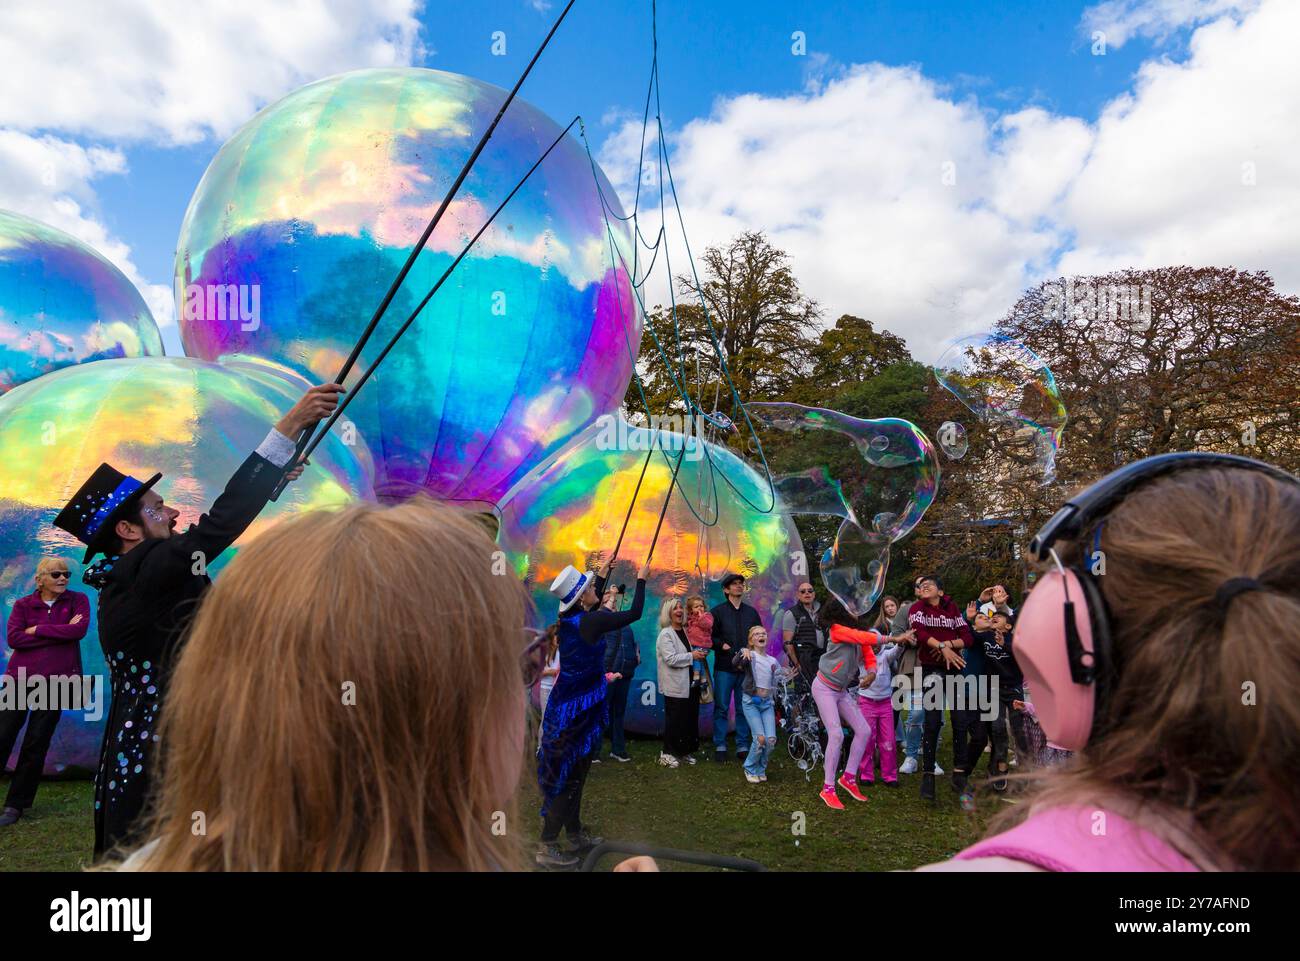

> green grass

[
  {"left": 525, "top": 735, "right": 997, "bottom": 871},
  {"left": 0, "top": 776, "right": 95, "bottom": 872},
  {"left": 2, "top": 738, "right": 1001, "bottom": 872}
]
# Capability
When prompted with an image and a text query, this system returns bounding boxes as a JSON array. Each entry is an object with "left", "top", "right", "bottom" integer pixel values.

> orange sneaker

[
  {"left": 838, "top": 774, "right": 868, "bottom": 802},
  {"left": 819, "top": 785, "right": 844, "bottom": 810}
]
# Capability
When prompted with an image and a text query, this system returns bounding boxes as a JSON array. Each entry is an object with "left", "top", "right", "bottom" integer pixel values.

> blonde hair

[
  {"left": 658, "top": 596, "right": 682, "bottom": 630},
  {"left": 685, "top": 594, "right": 706, "bottom": 614},
  {"left": 115, "top": 497, "right": 531, "bottom": 871},
  {"left": 747, "top": 625, "right": 767, "bottom": 647},
  {"left": 993, "top": 467, "right": 1300, "bottom": 870},
  {"left": 35, "top": 557, "right": 70, "bottom": 580}
]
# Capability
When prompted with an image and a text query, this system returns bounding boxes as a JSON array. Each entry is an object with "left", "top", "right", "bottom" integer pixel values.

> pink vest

[{"left": 955, "top": 806, "right": 1202, "bottom": 872}]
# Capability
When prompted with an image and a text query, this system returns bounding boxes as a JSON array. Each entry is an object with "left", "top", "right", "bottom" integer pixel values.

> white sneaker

[
  {"left": 745, "top": 773, "right": 761, "bottom": 783},
  {"left": 899, "top": 756, "right": 919, "bottom": 775},
  {"left": 685, "top": 755, "right": 697, "bottom": 765},
  {"left": 934, "top": 763, "right": 945, "bottom": 776},
  {"left": 658, "top": 752, "right": 679, "bottom": 768}
]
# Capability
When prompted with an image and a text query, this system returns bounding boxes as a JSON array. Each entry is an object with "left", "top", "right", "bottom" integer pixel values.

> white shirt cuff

[{"left": 257, "top": 429, "right": 297, "bottom": 468}]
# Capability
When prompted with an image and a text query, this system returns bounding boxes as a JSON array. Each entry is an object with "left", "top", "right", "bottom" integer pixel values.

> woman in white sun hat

[{"left": 535, "top": 556, "right": 648, "bottom": 870}]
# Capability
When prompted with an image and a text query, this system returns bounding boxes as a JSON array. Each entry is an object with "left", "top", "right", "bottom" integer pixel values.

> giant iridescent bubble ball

[
  {"left": 0, "top": 209, "right": 163, "bottom": 394},
  {"left": 176, "top": 67, "right": 639, "bottom": 505},
  {"left": 932, "top": 333, "right": 1066, "bottom": 484},
  {"left": 496, "top": 418, "right": 803, "bottom": 735},
  {"left": 0, "top": 357, "right": 374, "bottom": 772}
]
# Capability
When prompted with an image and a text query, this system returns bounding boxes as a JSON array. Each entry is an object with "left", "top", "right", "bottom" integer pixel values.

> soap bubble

[
  {"left": 821, "top": 520, "right": 891, "bottom": 618},
  {"left": 703, "top": 410, "right": 735, "bottom": 431},
  {"left": 749, "top": 402, "right": 939, "bottom": 543},
  {"left": 937, "top": 421, "right": 968, "bottom": 459},
  {"left": 932, "top": 333, "right": 1065, "bottom": 483},
  {"left": 750, "top": 402, "right": 940, "bottom": 617}
]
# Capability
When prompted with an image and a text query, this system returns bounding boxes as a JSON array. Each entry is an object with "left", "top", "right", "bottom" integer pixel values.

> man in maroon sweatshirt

[
  {"left": 1, "top": 557, "right": 91, "bottom": 826},
  {"left": 908, "top": 574, "right": 975, "bottom": 802}
]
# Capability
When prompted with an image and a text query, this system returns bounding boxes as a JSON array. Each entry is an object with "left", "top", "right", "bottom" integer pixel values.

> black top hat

[{"left": 53, "top": 463, "right": 162, "bottom": 563}]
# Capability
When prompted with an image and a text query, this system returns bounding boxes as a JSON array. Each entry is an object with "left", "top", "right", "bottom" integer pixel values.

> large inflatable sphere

[
  {"left": 0, "top": 209, "right": 163, "bottom": 394},
  {"left": 496, "top": 419, "right": 803, "bottom": 735},
  {"left": 0, "top": 357, "right": 374, "bottom": 772},
  {"left": 176, "top": 67, "right": 639, "bottom": 505}
]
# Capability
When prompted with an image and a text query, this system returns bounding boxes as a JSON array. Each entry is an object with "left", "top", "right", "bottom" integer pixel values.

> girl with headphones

[{"left": 922, "top": 453, "right": 1299, "bottom": 871}]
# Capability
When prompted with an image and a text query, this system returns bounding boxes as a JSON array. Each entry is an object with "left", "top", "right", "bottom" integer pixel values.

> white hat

[{"left": 550, "top": 565, "right": 594, "bottom": 613}]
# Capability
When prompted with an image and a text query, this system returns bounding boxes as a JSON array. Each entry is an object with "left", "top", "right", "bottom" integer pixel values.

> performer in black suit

[{"left": 53, "top": 382, "right": 342, "bottom": 857}]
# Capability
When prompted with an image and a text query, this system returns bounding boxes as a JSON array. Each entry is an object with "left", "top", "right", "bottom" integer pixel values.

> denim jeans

[
  {"left": 740, "top": 693, "right": 776, "bottom": 777},
  {"left": 712, "top": 669, "right": 751, "bottom": 751}
]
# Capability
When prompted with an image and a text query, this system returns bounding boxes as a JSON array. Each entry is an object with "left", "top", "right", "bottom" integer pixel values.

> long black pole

[
  {"left": 644, "top": 445, "right": 687, "bottom": 566},
  {"left": 272, "top": 0, "right": 577, "bottom": 499},
  {"left": 607, "top": 445, "right": 655, "bottom": 567},
  {"left": 288, "top": 117, "right": 580, "bottom": 469}
]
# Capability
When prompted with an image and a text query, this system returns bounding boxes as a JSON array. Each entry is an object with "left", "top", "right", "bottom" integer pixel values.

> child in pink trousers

[{"left": 857, "top": 639, "right": 902, "bottom": 785}]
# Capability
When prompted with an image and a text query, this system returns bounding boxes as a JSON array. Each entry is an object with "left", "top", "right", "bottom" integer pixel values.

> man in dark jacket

[
  {"left": 709, "top": 573, "right": 761, "bottom": 762},
  {"left": 54, "top": 382, "right": 341, "bottom": 857},
  {"left": 601, "top": 584, "right": 638, "bottom": 762}
]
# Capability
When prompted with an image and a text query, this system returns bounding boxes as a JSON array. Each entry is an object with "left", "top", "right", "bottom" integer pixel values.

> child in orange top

[
  {"left": 684, "top": 595, "right": 714, "bottom": 688},
  {"left": 811, "top": 598, "right": 914, "bottom": 810}
]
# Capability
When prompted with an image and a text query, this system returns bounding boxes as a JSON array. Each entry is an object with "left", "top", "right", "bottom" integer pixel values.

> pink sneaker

[
  {"left": 819, "top": 785, "right": 844, "bottom": 810},
  {"left": 838, "top": 774, "right": 868, "bottom": 802}
]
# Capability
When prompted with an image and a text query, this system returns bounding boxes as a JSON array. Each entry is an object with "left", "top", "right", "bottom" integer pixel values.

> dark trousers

[
  {"left": 994, "top": 698, "right": 1032, "bottom": 766},
  {"left": 606, "top": 677, "right": 632, "bottom": 755},
  {"left": 958, "top": 710, "right": 989, "bottom": 777},
  {"left": 540, "top": 756, "right": 592, "bottom": 843},
  {"left": 794, "top": 647, "right": 820, "bottom": 686},
  {"left": 0, "top": 707, "right": 62, "bottom": 810},
  {"left": 663, "top": 688, "right": 701, "bottom": 757},
  {"left": 921, "top": 668, "right": 970, "bottom": 775}
]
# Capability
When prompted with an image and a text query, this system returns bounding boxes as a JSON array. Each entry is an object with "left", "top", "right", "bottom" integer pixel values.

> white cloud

[
  {"left": 1081, "top": 0, "right": 1260, "bottom": 49},
  {"left": 0, "top": 0, "right": 423, "bottom": 146},
  {"left": 598, "top": 0, "right": 1299, "bottom": 363}
]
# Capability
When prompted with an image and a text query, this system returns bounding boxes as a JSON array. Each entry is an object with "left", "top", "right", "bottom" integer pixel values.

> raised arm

[{"left": 578, "top": 579, "right": 646, "bottom": 644}]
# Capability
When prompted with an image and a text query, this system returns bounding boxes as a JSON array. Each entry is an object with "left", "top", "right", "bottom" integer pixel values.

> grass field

[{"left": 2, "top": 734, "right": 1002, "bottom": 872}]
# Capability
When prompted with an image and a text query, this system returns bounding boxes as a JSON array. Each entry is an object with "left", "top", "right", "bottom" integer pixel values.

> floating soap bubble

[
  {"left": 496, "top": 419, "right": 803, "bottom": 734},
  {"left": 932, "top": 333, "right": 1065, "bottom": 483},
  {"left": 771, "top": 467, "right": 854, "bottom": 523},
  {"left": 821, "top": 520, "right": 890, "bottom": 618},
  {"left": 703, "top": 410, "right": 735, "bottom": 431},
  {"left": 937, "top": 421, "right": 968, "bottom": 460},
  {"left": 176, "top": 68, "right": 638, "bottom": 504},
  {"left": 0, "top": 209, "right": 164, "bottom": 394},
  {"left": 748, "top": 402, "right": 939, "bottom": 543}
]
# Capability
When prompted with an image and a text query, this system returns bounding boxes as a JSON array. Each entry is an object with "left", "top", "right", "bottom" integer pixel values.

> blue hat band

[
  {"left": 561, "top": 574, "right": 589, "bottom": 605},
  {"left": 82, "top": 476, "right": 144, "bottom": 540}
]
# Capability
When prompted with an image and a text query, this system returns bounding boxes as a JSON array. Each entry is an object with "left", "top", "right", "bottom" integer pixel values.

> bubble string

[
  {"left": 291, "top": 116, "right": 582, "bottom": 467},
  {"left": 272, "top": 0, "right": 578, "bottom": 498},
  {"left": 576, "top": 0, "right": 778, "bottom": 520}
]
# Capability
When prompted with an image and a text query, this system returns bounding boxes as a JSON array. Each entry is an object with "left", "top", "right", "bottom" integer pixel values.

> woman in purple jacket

[{"left": 0, "top": 557, "right": 91, "bottom": 826}]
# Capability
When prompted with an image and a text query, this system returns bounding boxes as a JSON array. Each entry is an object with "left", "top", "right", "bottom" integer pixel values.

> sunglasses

[
  {"left": 47, "top": 571, "right": 71, "bottom": 579},
  {"left": 521, "top": 628, "right": 549, "bottom": 689}
]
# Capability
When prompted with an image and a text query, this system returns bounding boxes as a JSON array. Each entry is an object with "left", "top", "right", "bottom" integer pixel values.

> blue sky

[
  {"left": 1, "top": 0, "right": 1292, "bottom": 358},
  {"left": 98, "top": 0, "right": 1155, "bottom": 290}
]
